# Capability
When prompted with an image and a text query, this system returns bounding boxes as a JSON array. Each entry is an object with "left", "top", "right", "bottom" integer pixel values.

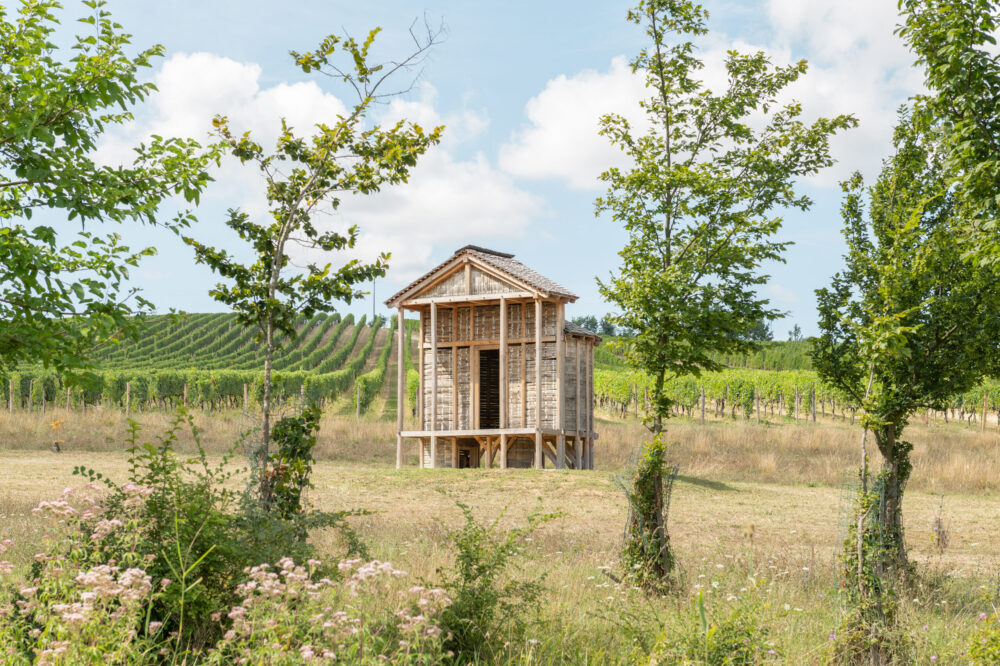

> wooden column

[
  {"left": 500, "top": 432, "right": 508, "bottom": 469},
  {"left": 557, "top": 434, "right": 566, "bottom": 469},
  {"left": 575, "top": 336, "right": 583, "bottom": 470},
  {"left": 556, "top": 302, "right": 564, "bottom": 433},
  {"left": 451, "top": 308, "right": 458, "bottom": 430},
  {"left": 418, "top": 312, "right": 425, "bottom": 429},
  {"left": 534, "top": 299, "right": 543, "bottom": 469},
  {"left": 451, "top": 438, "right": 459, "bottom": 468},
  {"left": 500, "top": 296, "right": 507, "bottom": 429},
  {"left": 587, "top": 341, "right": 594, "bottom": 470},
  {"left": 396, "top": 308, "right": 405, "bottom": 469},
  {"left": 430, "top": 303, "right": 438, "bottom": 469}
]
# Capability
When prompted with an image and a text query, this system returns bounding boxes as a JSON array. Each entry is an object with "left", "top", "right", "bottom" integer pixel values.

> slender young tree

[
  {"left": 596, "top": 0, "right": 856, "bottom": 435},
  {"left": 0, "top": 1, "right": 217, "bottom": 376},
  {"left": 185, "top": 26, "right": 443, "bottom": 458},
  {"left": 813, "top": 111, "right": 1000, "bottom": 583}
]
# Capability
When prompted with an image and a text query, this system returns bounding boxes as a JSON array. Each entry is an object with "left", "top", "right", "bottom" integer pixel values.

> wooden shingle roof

[{"left": 385, "top": 246, "right": 578, "bottom": 307}]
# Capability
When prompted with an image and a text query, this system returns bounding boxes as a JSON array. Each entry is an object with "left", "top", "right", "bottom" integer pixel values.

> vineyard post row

[{"left": 593, "top": 367, "right": 1000, "bottom": 429}]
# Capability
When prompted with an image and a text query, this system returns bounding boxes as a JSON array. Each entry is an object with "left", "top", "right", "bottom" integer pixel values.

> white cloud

[
  {"left": 96, "top": 52, "right": 537, "bottom": 291},
  {"left": 498, "top": 56, "right": 647, "bottom": 190},
  {"left": 499, "top": 2, "right": 923, "bottom": 191}
]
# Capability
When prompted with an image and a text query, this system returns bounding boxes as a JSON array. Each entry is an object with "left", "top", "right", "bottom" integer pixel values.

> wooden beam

[
  {"left": 575, "top": 337, "right": 582, "bottom": 470},
  {"left": 420, "top": 335, "right": 557, "bottom": 349},
  {"left": 500, "top": 296, "right": 507, "bottom": 429},
  {"left": 397, "top": 307, "right": 405, "bottom": 469},
  {"left": 535, "top": 299, "right": 542, "bottom": 431},
  {"left": 418, "top": 311, "right": 425, "bottom": 429},
  {"left": 431, "top": 302, "right": 438, "bottom": 440},
  {"left": 556, "top": 302, "right": 564, "bottom": 433},
  {"left": 402, "top": 291, "right": 536, "bottom": 307},
  {"left": 587, "top": 341, "right": 594, "bottom": 470},
  {"left": 451, "top": 308, "right": 458, "bottom": 430}
]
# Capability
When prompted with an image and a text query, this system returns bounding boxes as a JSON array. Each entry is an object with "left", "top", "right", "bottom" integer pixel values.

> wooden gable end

[{"left": 416, "top": 265, "right": 523, "bottom": 300}]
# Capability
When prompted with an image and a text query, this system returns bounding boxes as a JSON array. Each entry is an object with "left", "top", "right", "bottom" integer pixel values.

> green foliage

[
  {"left": 262, "top": 404, "right": 322, "bottom": 520},
  {"left": 620, "top": 437, "right": 675, "bottom": 588},
  {"left": 596, "top": 0, "right": 855, "bottom": 432},
  {"left": 72, "top": 411, "right": 246, "bottom": 646},
  {"left": 0, "top": 1, "right": 217, "bottom": 376},
  {"left": 970, "top": 610, "right": 1000, "bottom": 665},
  {"left": 897, "top": 0, "right": 1000, "bottom": 266},
  {"left": 813, "top": 111, "right": 1000, "bottom": 580},
  {"left": 649, "top": 589, "right": 779, "bottom": 664},
  {"left": 184, "top": 25, "right": 441, "bottom": 450},
  {"left": 436, "top": 502, "right": 558, "bottom": 662}
]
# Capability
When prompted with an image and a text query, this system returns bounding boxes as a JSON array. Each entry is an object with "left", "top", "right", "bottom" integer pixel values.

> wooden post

[
  {"left": 521, "top": 340, "right": 527, "bottom": 428},
  {"left": 429, "top": 303, "right": 438, "bottom": 469},
  {"left": 451, "top": 308, "right": 458, "bottom": 429},
  {"left": 556, "top": 302, "right": 564, "bottom": 433},
  {"left": 500, "top": 433, "right": 508, "bottom": 469},
  {"left": 557, "top": 433, "right": 566, "bottom": 469},
  {"left": 8, "top": 378, "right": 13, "bottom": 413},
  {"left": 451, "top": 438, "right": 459, "bottom": 468},
  {"left": 183, "top": 383, "right": 188, "bottom": 408},
  {"left": 485, "top": 439, "right": 493, "bottom": 469},
  {"left": 500, "top": 296, "right": 507, "bottom": 429},
  {"left": 700, "top": 387, "right": 706, "bottom": 424},
  {"left": 125, "top": 381, "right": 131, "bottom": 416},
  {"left": 575, "top": 337, "right": 583, "bottom": 453},
  {"left": 243, "top": 383, "right": 249, "bottom": 413},
  {"left": 983, "top": 392, "right": 989, "bottom": 433},
  {"left": 754, "top": 387, "right": 759, "bottom": 425},
  {"left": 535, "top": 299, "right": 543, "bottom": 469},
  {"left": 397, "top": 308, "right": 405, "bottom": 469},
  {"left": 811, "top": 388, "right": 816, "bottom": 422},
  {"left": 794, "top": 388, "right": 799, "bottom": 421},
  {"left": 355, "top": 384, "right": 361, "bottom": 420},
  {"left": 418, "top": 312, "right": 425, "bottom": 429},
  {"left": 587, "top": 340, "right": 594, "bottom": 470}
]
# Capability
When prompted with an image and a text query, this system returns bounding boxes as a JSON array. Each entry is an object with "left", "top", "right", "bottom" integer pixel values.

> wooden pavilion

[{"left": 385, "top": 246, "right": 600, "bottom": 470}]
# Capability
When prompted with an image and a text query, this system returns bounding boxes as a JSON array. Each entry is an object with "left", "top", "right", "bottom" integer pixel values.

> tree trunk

[
  {"left": 651, "top": 368, "right": 666, "bottom": 435},
  {"left": 262, "top": 318, "right": 274, "bottom": 465},
  {"left": 873, "top": 422, "right": 912, "bottom": 574}
]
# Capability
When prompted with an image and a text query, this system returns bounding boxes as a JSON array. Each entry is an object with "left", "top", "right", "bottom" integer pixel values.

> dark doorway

[{"left": 478, "top": 349, "right": 500, "bottom": 428}]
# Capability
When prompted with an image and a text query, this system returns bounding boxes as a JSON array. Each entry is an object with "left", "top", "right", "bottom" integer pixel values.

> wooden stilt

[
  {"left": 500, "top": 433, "right": 508, "bottom": 469},
  {"left": 557, "top": 434, "right": 566, "bottom": 469},
  {"left": 534, "top": 430, "right": 543, "bottom": 469},
  {"left": 397, "top": 308, "right": 405, "bottom": 469},
  {"left": 430, "top": 435, "right": 438, "bottom": 469},
  {"left": 451, "top": 438, "right": 459, "bottom": 468}
]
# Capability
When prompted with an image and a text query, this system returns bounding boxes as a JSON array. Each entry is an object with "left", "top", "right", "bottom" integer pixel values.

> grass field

[{"left": 1, "top": 406, "right": 998, "bottom": 662}]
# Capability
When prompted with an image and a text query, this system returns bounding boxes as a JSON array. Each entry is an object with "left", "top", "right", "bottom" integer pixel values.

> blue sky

[{"left": 64, "top": 0, "right": 920, "bottom": 336}]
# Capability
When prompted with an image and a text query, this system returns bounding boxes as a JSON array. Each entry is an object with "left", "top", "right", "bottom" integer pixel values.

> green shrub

[
  {"left": 648, "top": 589, "right": 780, "bottom": 665},
  {"left": 970, "top": 609, "right": 1000, "bottom": 664},
  {"left": 620, "top": 436, "right": 677, "bottom": 590},
  {"left": 435, "top": 502, "right": 558, "bottom": 663}
]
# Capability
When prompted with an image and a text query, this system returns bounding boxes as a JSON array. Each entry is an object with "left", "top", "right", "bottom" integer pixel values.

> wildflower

[
  {"left": 149, "top": 622, "right": 163, "bottom": 632},
  {"left": 980, "top": 612, "right": 988, "bottom": 621}
]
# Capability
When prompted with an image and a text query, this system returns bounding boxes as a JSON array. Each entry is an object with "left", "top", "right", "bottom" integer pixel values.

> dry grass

[
  {"left": 5, "top": 405, "right": 997, "bottom": 495},
  {"left": 1, "top": 450, "right": 996, "bottom": 662}
]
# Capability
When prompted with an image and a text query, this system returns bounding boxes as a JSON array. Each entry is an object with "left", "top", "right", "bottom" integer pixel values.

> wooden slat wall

[
  {"left": 424, "top": 271, "right": 466, "bottom": 298},
  {"left": 564, "top": 338, "right": 578, "bottom": 431},
  {"left": 457, "top": 346, "right": 471, "bottom": 430},
  {"left": 471, "top": 268, "right": 520, "bottom": 295},
  {"left": 419, "top": 301, "right": 591, "bottom": 434}
]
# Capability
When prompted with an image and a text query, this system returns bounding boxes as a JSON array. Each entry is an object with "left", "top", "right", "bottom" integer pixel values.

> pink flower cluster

[
  {"left": 397, "top": 586, "right": 452, "bottom": 638},
  {"left": 0, "top": 538, "right": 13, "bottom": 576}
]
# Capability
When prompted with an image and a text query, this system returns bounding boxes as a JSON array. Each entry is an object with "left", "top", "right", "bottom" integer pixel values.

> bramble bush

[{"left": 435, "top": 502, "right": 559, "bottom": 663}]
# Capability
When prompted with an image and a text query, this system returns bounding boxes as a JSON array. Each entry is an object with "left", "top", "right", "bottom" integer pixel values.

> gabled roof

[
  {"left": 564, "top": 320, "right": 601, "bottom": 342},
  {"left": 385, "top": 246, "right": 578, "bottom": 307}
]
